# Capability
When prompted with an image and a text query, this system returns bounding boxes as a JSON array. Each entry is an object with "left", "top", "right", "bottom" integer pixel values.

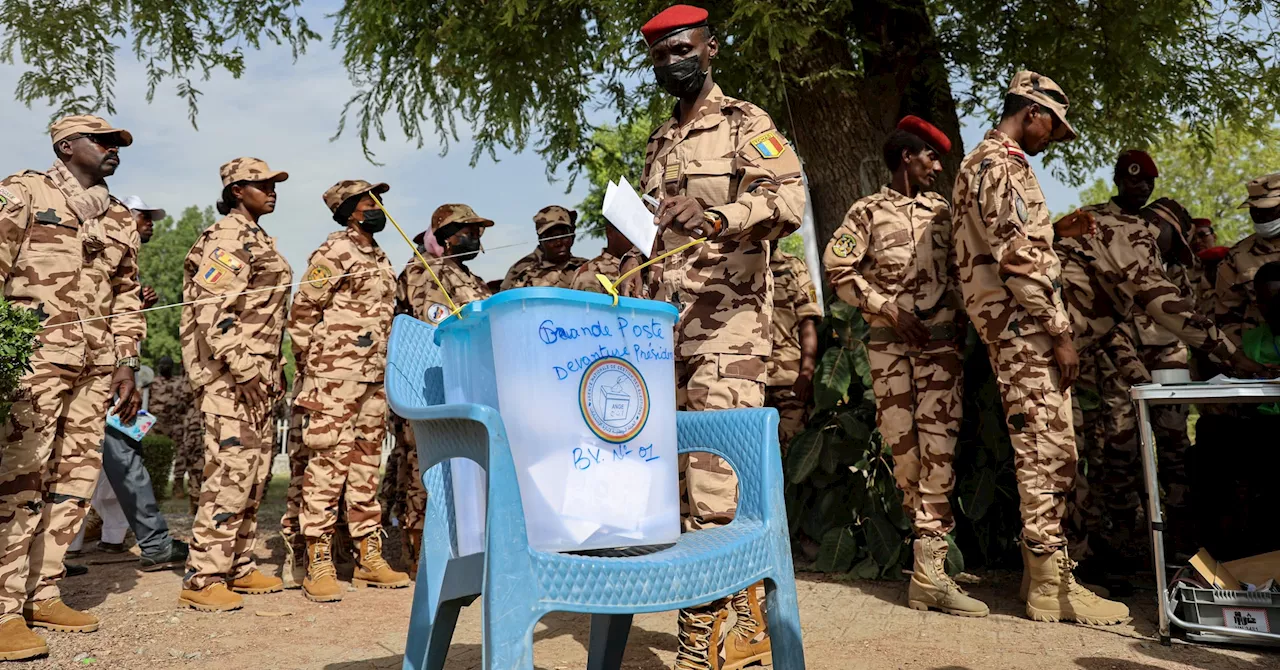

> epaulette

[{"left": 1003, "top": 142, "right": 1027, "bottom": 164}]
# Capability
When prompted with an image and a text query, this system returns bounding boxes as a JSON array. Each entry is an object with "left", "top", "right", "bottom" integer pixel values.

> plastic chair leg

[
  {"left": 482, "top": 607, "right": 539, "bottom": 670},
  {"left": 764, "top": 572, "right": 806, "bottom": 669},
  {"left": 586, "top": 613, "right": 633, "bottom": 670},
  {"left": 422, "top": 599, "right": 466, "bottom": 670}
]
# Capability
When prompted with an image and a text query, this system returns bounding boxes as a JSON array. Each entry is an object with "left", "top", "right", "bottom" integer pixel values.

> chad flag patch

[
  {"left": 750, "top": 131, "right": 787, "bottom": 159},
  {"left": 210, "top": 247, "right": 244, "bottom": 273}
]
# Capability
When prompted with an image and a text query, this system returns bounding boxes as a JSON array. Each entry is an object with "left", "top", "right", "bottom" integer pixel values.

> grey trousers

[{"left": 101, "top": 427, "right": 173, "bottom": 555}]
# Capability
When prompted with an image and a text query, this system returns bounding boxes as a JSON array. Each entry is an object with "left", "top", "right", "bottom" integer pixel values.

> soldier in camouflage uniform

[
  {"left": 181, "top": 392, "right": 205, "bottom": 509},
  {"left": 569, "top": 222, "right": 635, "bottom": 293},
  {"left": 765, "top": 248, "right": 821, "bottom": 453},
  {"left": 500, "top": 206, "right": 588, "bottom": 290},
  {"left": 178, "top": 157, "right": 292, "bottom": 612},
  {"left": 150, "top": 357, "right": 192, "bottom": 495},
  {"left": 952, "top": 72, "right": 1130, "bottom": 625},
  {"left": 1216, "top": 173, "right": 1280, "bottom": 350},
  {"left": 617, "top": 7, "right": 806, "bottom": 667},
  {"left": 278, "top": 384, "right": 308, "bottom": 589},
  {"left": 825, "top": 116, "right": 983, "bottom": 617},
  {"left": 0, "top": 115, "right": 145, "bottom": 658},
  {"left": 289, "top": 180, "right": 409, "bottom": 603}
]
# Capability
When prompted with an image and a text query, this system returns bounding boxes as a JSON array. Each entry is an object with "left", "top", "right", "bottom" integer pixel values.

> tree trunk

[{"left": 785, "top": 0, "right": 963, "bottom": 272}]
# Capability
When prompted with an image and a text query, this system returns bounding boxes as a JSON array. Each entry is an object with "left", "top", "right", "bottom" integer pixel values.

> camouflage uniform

[
  {"left": 290, "top": 185, "right": 395, "bottom": 543},
  {"left": 824, "top": 186, "right": 965, "bottom": 537},
  {"left": 569, "top": 250, "right": 625, "bottom": 294},
  {"left": 181, "top": 399, "right": 205, "bottom": 509},
  {"left": 1215, "top": 235, "right": 1280, "bottom": 350},
  {"left": 180, "top": 158, "right": 292, "bottom": 591},
  {"left": 150, "top": 374, "right": 192, "bottom": 482},
  {"left": 500, "top": 207, "right": 587, "bottom": 290},
  {"left": 0, "top": 117, "right": 145, "bottom": 618},
  {"left": 765, "top": 250, "right": 822, "bottom": 454},
  {"left": 279, "top": 386, "right": 307, "bottom": 537},
  {"left": 640, "top": 83, "right": 805, "bottom": 531}
]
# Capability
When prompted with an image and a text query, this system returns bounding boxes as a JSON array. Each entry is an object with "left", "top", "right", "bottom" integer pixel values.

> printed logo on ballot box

[{"left": 580, "top": 357, "right": 649, "bottom": 444}]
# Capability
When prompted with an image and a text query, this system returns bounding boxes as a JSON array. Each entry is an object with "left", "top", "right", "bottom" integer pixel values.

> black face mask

[
  {"left": 654, "top": 56, "right": 707, "bottom": 99},
  {"left": 451, "top": 234, "right": 481, "bottom": 259},
  {"left": 358, "top": 209, "right": 387, "bottom": 234}
]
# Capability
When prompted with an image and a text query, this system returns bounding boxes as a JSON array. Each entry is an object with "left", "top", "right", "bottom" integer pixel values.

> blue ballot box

[{"left": 435, "top": 287, "right": 680, "bottom": 553}]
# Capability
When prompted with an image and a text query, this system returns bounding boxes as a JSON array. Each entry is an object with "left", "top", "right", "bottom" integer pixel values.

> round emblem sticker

[
  {"left": 579, "top": 357, "right": 649, "bottom": 444},
  {"left": 425, "top": 303, "right": 450, "bottom": 324}
]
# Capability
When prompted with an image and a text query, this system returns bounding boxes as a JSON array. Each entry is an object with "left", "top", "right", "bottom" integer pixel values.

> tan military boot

[
  {"left": 353, "top": 532, "right": 411, "bottom": 589},
  {"left": 230, "top": 569, "right": 284, "bottom": 594},
  {"left": 907, "top": 536, "right": 989, "bottom": 617},
  {"left": 303, "top": 535, "right": 344, "bottom": 602},
  {"left": 1019, "top": 541, "right": 1109, "bottom": 600},
  {"left": 24, "top": 597, "right": 99, "bottom": 633},
  {"left": 0, "top": 614, "right": 48, "bottom": 661},
  {"left": 179, "top": 582, "right": 244, "bottom": 612},
  {"left": 723, "top": 585, "right": 772, "bottom": 669},
  {"left": 673, "top": 605, "right": 718, "bottom": 670},
  {"left": 281, "top": 530, "right": 303, "bottom": 590},
  {"left": 1023, "top": 546, "right": 1130, "bottom": 625}
]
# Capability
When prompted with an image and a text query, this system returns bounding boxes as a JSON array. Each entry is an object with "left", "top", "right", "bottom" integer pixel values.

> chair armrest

[
  {"left": 402, "top": 403, "right": 503, "bottom": 475},
  {"left": 676, "top": 408, "right": 782, "bottom": 523}
]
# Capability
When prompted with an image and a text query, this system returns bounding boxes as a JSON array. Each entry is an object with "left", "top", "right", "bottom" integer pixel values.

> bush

[
  {"left": 0, "top": 298, "right": 41, "bottom": 424},
  {"left": 140, "top": 433, "right": 176, "bottom": 499}
]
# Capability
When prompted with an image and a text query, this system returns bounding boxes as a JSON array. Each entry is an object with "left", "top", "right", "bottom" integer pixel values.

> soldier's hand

[
  {"left": 888, "top": 305, "right": 931, "bottom": 349},
  {"left": 236, "top": 374, "right": 269, "bottom": 419},
  {"left": 1051, "top": 332, "right": 1080, "bottom": 389},
  {"left": 109, "top": 367, "right": 140, "bottom": 422},
  {"left": 141, "top": 286, "right": 159, "bottom": 309},
  {"left": 1227, "top": 350, "right": 1268, "bottom": 377},
  {"left": 656, "top": 195, "right": 708, "bottom": 238},
  {"left": 1054, "top": 210, "right": 1097, "bottom": 239},
  {"left": 792, "top": 368, "right": 814, "bottom": 404},
  {"left": 618, "top": 256, "right": 644, "bottom": 298}
]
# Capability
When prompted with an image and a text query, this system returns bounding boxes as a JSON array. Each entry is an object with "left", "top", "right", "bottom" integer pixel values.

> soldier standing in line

[
  {"left": 180, "top": 386, "right": 205, "bottom": 510},
  {"left": 617, "top": 5, "right": 806, "bottom": 666},
  {"left": 952, "top": 71, "right": 1130, "bottom": 624},
  {"left": 569, "top": 222, "right": 636, "bottom": 293},
  {"left": 823, "top": 116, "right": 983, "bottom": 617},
  {"left": 151, "top": 356, "right": 192, "bottom": 492},
  {"left": 765, "top": 247, "right": 820, "bottom": 454},
  {"left": 178, "top": 157, "right": 292, "bottom": 611},
  {"left": 1215, "top": 173, "right": 1280, "bottom": 349},
  {"left": 0, "top": 115, "right": 145, "bottom": 659},
  {"left": 278, "top": 383, "right": 308, "bottom": 589},
  {"left": 289, "top": 180, "right": 409, "bottom": 603},
  {"left": 501, "top": 206, "right": 588, "bottom": 290}
]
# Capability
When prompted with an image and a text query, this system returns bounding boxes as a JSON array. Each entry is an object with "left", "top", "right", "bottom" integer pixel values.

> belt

[{"left": 868, "top": 323, "right": 959, "bottom": 344}]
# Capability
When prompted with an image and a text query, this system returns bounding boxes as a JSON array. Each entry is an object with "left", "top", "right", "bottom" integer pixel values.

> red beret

[
  {"left": 896, "top": 115, "right": 951, "bottom": 154},
  {"left": 1193, "top": 218, "right": 1213, "bottom": 228},
  {"left": 1199, "top": 246, "right": 1229, "bottom": 262},
  {"left": 642, "top": 5, "right": 709, "bottom": 46},
  {"left": 1117, "top": 150, "right": 1158, "bottom": 178}
]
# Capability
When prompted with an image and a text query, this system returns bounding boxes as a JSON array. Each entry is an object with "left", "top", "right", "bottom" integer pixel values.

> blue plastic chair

[{"left": 387, "top": 314, "right": 805, "bottom": 670}]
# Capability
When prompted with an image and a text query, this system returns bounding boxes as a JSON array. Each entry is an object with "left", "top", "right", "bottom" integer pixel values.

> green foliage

[
  {"left": 1070, "top": 123, "right": 1280, "bottom": 246},
  {"left": 140, "top": 432, "right": 175, "bottom": 499},
  {"left": 578, "top": 119, "right": 659, "bottom": 238},
  {"left": 786, "top": 300, "right": 1024, "bottom": 579},
  {"left": 777, "top": 233, "right": 805, "bottom": 259},
  {"left": 0, "top": 298, "right": 41, "bottom": 423},
  {"left": 139, "top": 206, "right": 215, "bottom": 368}
]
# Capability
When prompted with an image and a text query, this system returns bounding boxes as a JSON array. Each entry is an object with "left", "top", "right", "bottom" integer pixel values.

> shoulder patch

[
  {"left": 1013, "top": 190, "right": 1029, "bottom": 223},
  {"left": 425, "top": 303, "right": 451, "bottom": 324},
  {"left": 0, "top": 185, "right": 19, "bottom": 208},
  {"left": 749, "top": 130, "right": 788, "bottom": 159},
  {"left": 832, "top": 234, "right": 857, "bottom": 258},
  {"left": 197, "top": 264, "right": 230, "bottom": 289},
  {"left": 304, "top": 263, "right": 335, "bottom": 289},
  {"left": 209, "top": 247, "right": 245, "bottom": 273}
]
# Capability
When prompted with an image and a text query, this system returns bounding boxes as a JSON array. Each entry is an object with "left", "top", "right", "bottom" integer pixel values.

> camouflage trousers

[
  {"left": 674, "top": 353, "right": 766, "bottom": 532},
  {"left": 984, "top": 334, "right": 1077, "bottom": 554},
  {"left": 388, "top": 416, "right": 426, "bottom": 533},
  {"left": 0, "top": 362, "right": 112, "bottom": 616},
  {"left": 298, "top": 379, "right": 387, "bottom": 541},
  {"left": 866, "top": 343, "right": 964, "bottom": 538},
  {"left": 279, "top": 401, "right": 309, "bottom": 536},
  {"left": 163, "top": 421, "right": 189, "bottom": 487},
  {"left": 182, "top": 405, "right": 206, "bottom": 504},
  {"left": 184, "top": 402, "right": 275, "bottom": 590},
  {"left": 1141, "top": 341, "right": 1192, "bottom": 513},
  {"left": 763, "top": 386, "right": 808, "bottom": 457}
]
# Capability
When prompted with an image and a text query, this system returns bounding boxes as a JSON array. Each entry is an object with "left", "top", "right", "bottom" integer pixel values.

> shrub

[
  {"left": 140, "top": 433, "right": 176, "bottom": 499},
  {"left": 0, "top": 298, "right": 41, "bottom": 424}
]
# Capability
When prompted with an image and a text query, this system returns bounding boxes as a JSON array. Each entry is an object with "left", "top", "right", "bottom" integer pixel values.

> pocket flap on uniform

[
  {"left": 683, "top": 157, "right": 733, "bottom": 177},
  {"left": 717, "top": 353, "right": 767, "bottom": 384},
  {"left": 873, "top": 228, "right": 913, "bottom": 251}
]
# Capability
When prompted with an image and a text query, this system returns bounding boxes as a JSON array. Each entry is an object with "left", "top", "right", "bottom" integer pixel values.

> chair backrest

[{"left": 386, "top": 313, "right": 445, "bottom": 414}]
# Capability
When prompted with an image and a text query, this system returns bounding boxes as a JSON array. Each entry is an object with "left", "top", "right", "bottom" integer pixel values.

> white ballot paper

[{"left": 602, "top": 176, "right": 659, "bottom": 257}]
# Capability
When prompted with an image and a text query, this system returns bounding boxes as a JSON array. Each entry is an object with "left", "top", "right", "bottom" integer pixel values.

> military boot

[
  {"left": 1023, "top": 545, "right": 1130, "bottom": 625},
  {"left": 179, "top": 582, "right": 244, "bottom": 612},
  {"left": 230, "top": 569, "right": 284, "bottom": 595},
  {"left": 673, "top": 605, "right": 719, "bottom": 670},
  {"left": 1019, "top": 541, "right": 1110, "bottom": 600},
  {"left": 303, "top": 535, "right": 343, "bottom": 602},
  {"left": 0, "top": 614, "right": 48, "bottom": 661},
  {"left": 404, "top": 529, "right": 422, "bottom": 579},
  {"left": 907, "top": 536, "right": 989, "bottom": 617},
  {"left": 353, "top": 531, "right": 411, "bottom": 589},
  {"left": 723, "top": 585, "right": 772, "bottom": 669},
  {"left": 24, "top": 597, "right": 99, "bottom": 633},
  {"left": 281, "top": 529, "right": 303, "bottom": 590}
]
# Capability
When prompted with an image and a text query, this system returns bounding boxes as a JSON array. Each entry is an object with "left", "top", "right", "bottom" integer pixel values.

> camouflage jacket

[
  {"left": 181, "top": 211, "right": 293, "bottom": 418},
  {"left": 289, "top": 227, "right": 395, "bottom": 383},
  {"left": 641, "top": 84, "right": 806, "bottom": 358},
  {"left": 1214, "top": 233, "right": 1280, "bottom": 349},
  {"left": 149, "top": 374, "right": 193, "bottom": 431},
  {"left": 768, "top": 250, "right": 822, "bottom": 386},
  {"left": 952, "top": 129, "right": 1070, "bottom": 344},
  {"left": 1055, "top": 200, "right": 1234, "bottom": 360},
  {"left": 823, "top": 185, "right": 963, "bottom": 339},
  {"left": 500, "top": 246, "right": 587, "bottom": 290},
  {"left": 569, "top": 250, "right": 625, "bottom": 293},
  {"left": 397, "top": 257, "right": 491, "bottom": 326},
  {"left": 0, "top": 160, "right": 145, "bottom": 367}
]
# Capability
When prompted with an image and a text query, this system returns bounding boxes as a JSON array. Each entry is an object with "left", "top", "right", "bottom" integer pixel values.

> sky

[{"left": 0, "top": 8, "right": 1095, "bottom": 286}]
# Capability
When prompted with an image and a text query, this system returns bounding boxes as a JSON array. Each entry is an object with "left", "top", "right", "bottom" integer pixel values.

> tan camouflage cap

[
  {"left": 1240, "top": 172, "right": 1280, "bottom": 210},
  {"left": 534, "top": 205, "right": 577, "bottom": 235},
  {"left": 49, "top": 114, "right": 133, "bottom": 147},
  {"left": 430, "top": 203, "right": 494, "bottom": 233},
  {"left": 1008, "top": 71, "right": 1076, "bottom": 141},
  {"left": 322, "top": 179, "right": 390, "bottom": 213},
  {"left": 219, "top": 157, "right": 289, "bottom": 187}
]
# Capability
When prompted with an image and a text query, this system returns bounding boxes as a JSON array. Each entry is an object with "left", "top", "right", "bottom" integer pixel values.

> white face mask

[{"left": 1255, "top": 216, "right": 1280, "bottom": 239}]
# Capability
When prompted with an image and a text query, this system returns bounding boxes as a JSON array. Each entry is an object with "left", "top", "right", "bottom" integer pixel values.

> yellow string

[
  {"left": 596, "top": 237, "right": 706, "bottom": 305},
  {"left": 370, "top": 192, "right": 463, "bottom": 319}
]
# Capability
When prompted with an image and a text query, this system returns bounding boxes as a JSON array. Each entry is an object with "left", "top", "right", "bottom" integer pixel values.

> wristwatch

[{"left": 116, "top": 356, "right": 140, "bottom": 371}]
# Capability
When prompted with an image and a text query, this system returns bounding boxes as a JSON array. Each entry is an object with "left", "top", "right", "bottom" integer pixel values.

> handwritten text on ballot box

[{"left": 436, "top": 287, "right": 680, "bottom": 553}]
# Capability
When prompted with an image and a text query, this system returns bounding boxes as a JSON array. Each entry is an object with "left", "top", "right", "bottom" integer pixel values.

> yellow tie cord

[
  {"left": 371, "top": 192, "right": 463, "bottom": 320},
  {"left": 596, "top": 237, "right": 706, "bottom": 306}
]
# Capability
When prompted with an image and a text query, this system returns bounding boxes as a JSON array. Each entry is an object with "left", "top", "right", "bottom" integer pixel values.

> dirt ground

[{"left": 22, "top": 481, "right": 1280, "bottom": 670}]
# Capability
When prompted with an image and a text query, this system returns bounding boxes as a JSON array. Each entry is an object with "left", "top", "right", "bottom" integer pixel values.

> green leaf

[
  {"left": 785, "top": 430, "right": 823, "bottom": 484},
  {"left": 814, "top": 347, "right": 852, "bottom": 411},
  {"left": 813, "top": 526, "right": 858, "bottom": 573},
  {"left": 829, "top": 300, "right": 857, "bottom": 324},
  {"left": 865, "top": 511, "right": 901, "bottom": 567},
  {"left": 850, "top": 556, "right": 880, "bottom": 580},
  {"left": 836, "top": 412, "right": 871, "bottom": 445},
  {"left": 944, "top": 534, "right": 965, "bottom": 577},
  {"left": 851, "top": 342, "right": 873, "bottom": 389},
  {"left": 959, "top": 467, "right": 996, "bottom": 522}
]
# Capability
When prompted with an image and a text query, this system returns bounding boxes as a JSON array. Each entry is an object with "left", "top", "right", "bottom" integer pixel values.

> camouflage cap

[
  {"left": 49, "top": 114, "right": 133, "bottom": 147},
  {"left": 1240, "top": 172, "right": 1280, "bottom": 210},
  {"left": 534, "top": 205, "right": 577, "bottom": 235},
  {"left": 219, "top": 157, "right": 289, "bottom": 187},
  {"left": 321, "top": 179, "right": 390, "bottom": 213},
  {"left": 1008, "top": 71, "right": 1076, "bottom": 142},
  {"left": 430, "top": 203, "right": 494, "bottom": 233}
]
